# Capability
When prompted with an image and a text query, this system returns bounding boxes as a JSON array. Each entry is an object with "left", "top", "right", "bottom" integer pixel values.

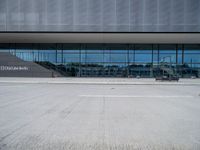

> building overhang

[{"left": 0, "top": 32, "right": 200, "bottom": 44}]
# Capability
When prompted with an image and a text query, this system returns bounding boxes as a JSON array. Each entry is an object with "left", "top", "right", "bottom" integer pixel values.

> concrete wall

[{"left": 0, "top": 52, "right": 54, "bottom": 77}]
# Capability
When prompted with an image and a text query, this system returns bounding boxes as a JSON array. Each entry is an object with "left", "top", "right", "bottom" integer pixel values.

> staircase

[
  {"left": 160, "top": 65, "right": 175, "bottom": 76},
  {"left": 153, "top": 62, "right": 178, "bottom": 77},
  {"left": 35, "top": 61, "right": 67, "bottom": 77}
]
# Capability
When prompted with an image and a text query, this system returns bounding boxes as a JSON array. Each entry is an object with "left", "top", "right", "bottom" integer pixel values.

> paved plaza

[{"left": 0, "top": 78, "right": 200, "bottom": 150}]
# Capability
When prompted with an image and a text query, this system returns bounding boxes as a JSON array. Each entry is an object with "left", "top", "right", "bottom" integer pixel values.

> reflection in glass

[{"left": 0, "top": 43, "right": 200, "bottom": 78}]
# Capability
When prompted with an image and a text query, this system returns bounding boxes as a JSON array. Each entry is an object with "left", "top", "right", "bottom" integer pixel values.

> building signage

[{"left": 0, "top": 66, "right": 29, "bottom": 71}]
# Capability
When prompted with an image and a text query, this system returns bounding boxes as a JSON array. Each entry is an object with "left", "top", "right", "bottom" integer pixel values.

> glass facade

[{"left": 0, "top": 43, "right": 200, "bottom": 77}]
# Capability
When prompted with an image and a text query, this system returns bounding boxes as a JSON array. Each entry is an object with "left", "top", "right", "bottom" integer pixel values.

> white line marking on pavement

[{"left": 80, "top": 95, "right": 194, "bottom": 98}]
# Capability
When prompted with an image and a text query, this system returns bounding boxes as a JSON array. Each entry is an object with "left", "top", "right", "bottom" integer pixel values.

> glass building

[{"left": 0, "top": 0, "right": 200, "bottom": 77}]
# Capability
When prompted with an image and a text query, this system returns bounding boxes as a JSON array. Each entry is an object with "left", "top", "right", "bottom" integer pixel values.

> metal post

[
  {"left": 38, "top": 44, "right": 40, "bottom": 62},
  {"left": 62, "top": 44, "right": 63, "bottom": 64},
  {"left": 151, "top": 44, "right": 154, "bottom": 77},
  {"left": 176, "top": 44, "right": 178, "bottom": 65},
  {"left": 182, "top": 44, "right": 184, "bottom": 65},
  {"left": 56, "top": 43, "right": 58, "bottom": 64},
  {"left": 79, "top": 44, "right": 81, "bottom": 77},
  {"left": 169, "top": 56, "right": 172, "bottom": 79},
  {"left": 15, "top": 43, "right": 16, "bottom": 56},
  {"left": 127, "top": 44, "right": 130, "bottom": 77},
  {"left": 158, "top": 44, "right": 160, "bottom": 65},
  {"left": 190, "top": 59, "right": 193, "bottom": 76},
  {"left": 152, "top": 44, "right": 154, "bottom": 64}
]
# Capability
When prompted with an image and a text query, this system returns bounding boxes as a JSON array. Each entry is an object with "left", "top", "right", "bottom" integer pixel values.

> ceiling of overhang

[{"left": 0, "top": 33, "right": 200, "bottom": 44}]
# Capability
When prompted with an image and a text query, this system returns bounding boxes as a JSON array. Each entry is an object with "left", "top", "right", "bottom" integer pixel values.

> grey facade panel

[{"left": 0, "top": 0, "right": 199, "bottom": 32}]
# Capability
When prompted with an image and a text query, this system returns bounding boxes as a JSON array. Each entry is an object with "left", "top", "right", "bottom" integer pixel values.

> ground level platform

[
  {"left": 0, "top": 78, "right": 200, "bottom": 150},
  {"left": 0, "top": 77, "right": 200, "bottom": 85}
]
